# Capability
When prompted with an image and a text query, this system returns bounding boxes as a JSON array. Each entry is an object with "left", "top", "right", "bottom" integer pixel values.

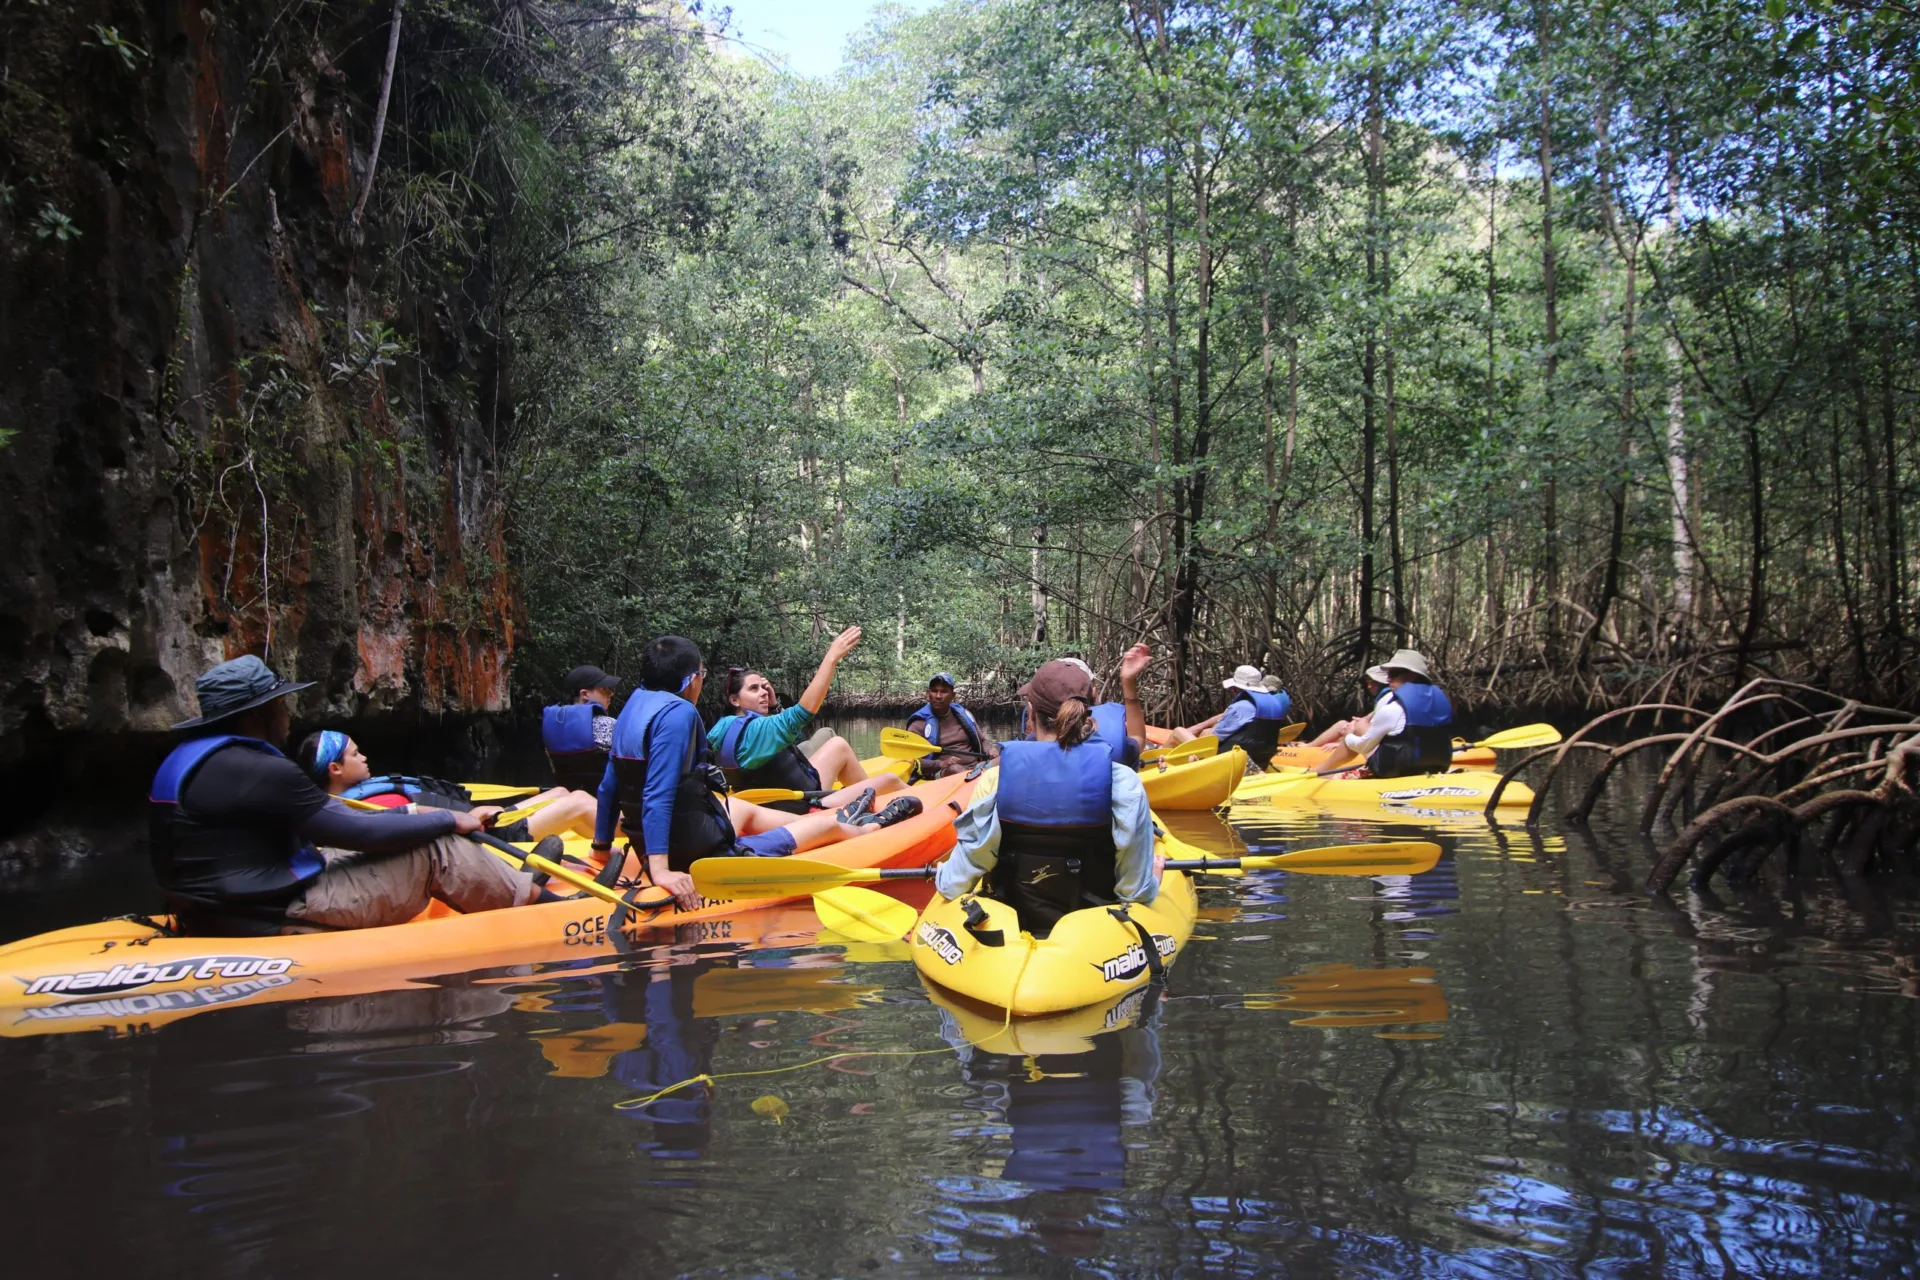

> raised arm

[
  {"left": 1118, "top": 643, "right": 1151, "bottom": 747},
  {"left": 797, "top": 625, "right": 863, "bottom": 714}
]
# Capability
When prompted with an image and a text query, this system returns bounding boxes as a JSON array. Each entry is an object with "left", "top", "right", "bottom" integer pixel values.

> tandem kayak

[
  {"left": 1262, "top": 741, "right": 1496, "bottom": 770},
  {"left": 1138, "top": 747, "right": 1247, "bottom": 811},
  {"left": 910, "top": 868, "right": 1199, "bottom": 1016},
  {"left": 0, "top": 773, "right": 973, "bottom": 1036},
  {"left": 1232, "top": 768, "right": 1532, "bottom": 809}
]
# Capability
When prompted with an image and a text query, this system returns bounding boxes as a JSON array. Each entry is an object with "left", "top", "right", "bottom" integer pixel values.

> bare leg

[
  {"left": 1165, "top": 726, "right": 1199, "bottom": 745},
  {"left": 728, "top": 798, "right": 868, "bottom": 851},
  {"left": 525, "top": 790, "right": 599, "bottom": 841},
  {"left": 807, "top": 735, "right": 871, "bottom": 789},
  {"left": 817, "top": 774, "right": 904, "bottom": 809},
  {"left": 1315, "top": 742, "right": 1362, "bottom": 772},
  {"left": 1308, "top": 716, "right": 1367, "bottom": 749}
]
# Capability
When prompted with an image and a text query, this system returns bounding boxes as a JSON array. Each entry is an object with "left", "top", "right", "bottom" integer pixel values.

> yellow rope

[{"left": 613, "top": 916, "right": 1039, "bottom": 1112}]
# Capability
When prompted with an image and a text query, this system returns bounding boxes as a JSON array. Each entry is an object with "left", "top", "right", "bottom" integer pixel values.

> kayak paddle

[
  {"left": 811, "top": 885, "right": 917, "bottom": 942},
  {"left": 1140, "top": 735, "right": 1219, "bottom": 764},
  {"left": 471, "top": 830, "right": 671, "bottom": 913},
  {"left": 878, "top": 726, "right": 989, "bottom": 763},
  {"left": 1464, "top": 722, "right": 1562, "bottom": 750}
]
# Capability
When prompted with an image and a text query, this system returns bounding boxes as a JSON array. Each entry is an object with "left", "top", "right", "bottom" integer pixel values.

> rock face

[{"left": 0, "top": 2, "right": 517, "bottom": 815}]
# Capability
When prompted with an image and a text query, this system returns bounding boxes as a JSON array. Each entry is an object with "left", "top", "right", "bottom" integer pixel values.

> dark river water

[{"left": 2, "top": 718, "right": 1917, "bottom": 1277}]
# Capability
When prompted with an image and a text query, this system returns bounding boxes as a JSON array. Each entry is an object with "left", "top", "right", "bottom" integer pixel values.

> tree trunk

[{"left": 1537, "top": 0, "right": 1561, "bottom": 668}]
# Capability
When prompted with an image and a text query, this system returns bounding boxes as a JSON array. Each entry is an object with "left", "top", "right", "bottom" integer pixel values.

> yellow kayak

[
  {"left": 1233, "top": 768, "right": 1533, "bottom": 809},
  {"left": 1138, "top": 747, "right": 1247, "bottom": 811},
  {"left": 1262, "top": 742, "right": 1495, "bottom": 770},
  {"left": 910, "top": 869, "right": 1198, "bottom": 1016}
]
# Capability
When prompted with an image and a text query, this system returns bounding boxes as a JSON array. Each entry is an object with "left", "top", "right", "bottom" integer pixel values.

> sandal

[
  {"left": 857, "top": 795, "right": 924, "bottom": 828},
  {"left": 835, "top": 787, "right": 878, "bottom": 824}
]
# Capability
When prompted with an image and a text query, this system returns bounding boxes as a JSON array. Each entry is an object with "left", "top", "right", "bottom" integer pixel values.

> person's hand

[
  {"left": 1119, "top": 642, "right": 1151, "bottom": 686},
  {"left": 824, "top": 625, "right": 863, "bottom": 665},
  {"left": 450, "top": 810, "right": 489, "bottom": 835},
  {"left": 469, "top": 805, "right": 504, "bottom": 826},
  {"left": 654, "top": 868, "right": 700, "bottom": 911},
  {"left": 1153, "top": 850, "right": 1168, "bottom": 879}
]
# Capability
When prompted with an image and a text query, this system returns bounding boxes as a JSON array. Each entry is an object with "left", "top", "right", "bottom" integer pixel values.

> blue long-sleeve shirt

[
  {"left": 594, "top": 690, "right": 705, "bottom": 854},
  {"left": 934, "top": 764, "right": 1160, "bottom": 903}
]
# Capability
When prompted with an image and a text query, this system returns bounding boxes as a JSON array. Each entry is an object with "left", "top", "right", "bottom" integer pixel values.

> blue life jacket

[
  {"left": 544, "top": 703, "right": 612, "bottom": 792},
  {"left": 713, "top": 710, "right": 820, "bottom": 812},
  {"left": 610, "top": 690, "right": 736, "bottom": 872},
  {"left": 1220, "top": 688, "right": 1293, "bottom": 767},
  {"left": 1371, "top": 682, "right": 1456, "bottom": 777},
  {"left": 993, "top": 740, "right": 1118, "bottom": 930},
  {"left": 907, "top": 701, "right": 983, "bottom": 755},
  {"left": 149, "top": 735, "right": 323, "bottom": 918},
  {"left": 341, "top": 774, "right": 471, "bottom": 809},
  {"left": 1087, "top": 701, "right": 1141, "bottom": 770}
]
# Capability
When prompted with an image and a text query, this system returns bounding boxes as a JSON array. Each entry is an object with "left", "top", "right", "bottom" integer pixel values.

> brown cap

[{"left": 1018, "top": 658, "right": 1096, "bottom": 720}]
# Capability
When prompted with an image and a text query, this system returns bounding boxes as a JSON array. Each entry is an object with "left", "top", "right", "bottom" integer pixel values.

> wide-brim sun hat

[
  {"left": 1365, "top": 665, "right": 1392, "bottom": 684},
  {"left": 1381, "top": 648, "right": 1432, "bottom": 679},
  {"left": 1221, "top": 663, "right": 1265, "bottom": 693},
  {"left": 171, "top": 654, "right": 315, "bottom": 730}
]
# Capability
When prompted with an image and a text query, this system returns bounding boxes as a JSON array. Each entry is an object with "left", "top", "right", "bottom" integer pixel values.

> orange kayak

[{"left": 0, "top": 773, "right": 972, "bottom": 1038}]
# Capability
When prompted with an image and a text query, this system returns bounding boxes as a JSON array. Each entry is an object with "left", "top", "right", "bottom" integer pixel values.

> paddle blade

[
  {"left": 813, "top": 886, "right": 916, "bottom": 942},
  {"left": 1476, "top": 723, "right": 1563, "bottom": 750},
  {"left": 733, "top": 787, "right": 806, "bottom": 805},
  {"left": 463, "top": 783, "right": 541, "bottom": 802},
  {"left": 1141, "top": 734, "right": 1219, "bottom": 764},
  {"left": 691, "top": 856, "right": 878, "bottom": 901},
  {"left": 1251, "top": 841, "right": 1441, "bottom": 876},
  {"left": 878, "top": 727, "right": 942, "bottom": 761},
  {"left": 1276, "top": 722, "right": 1306, "bottom": 744}
]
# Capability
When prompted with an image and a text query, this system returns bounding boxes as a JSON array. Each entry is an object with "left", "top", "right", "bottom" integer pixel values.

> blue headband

[{"left": 309, "top": 730, "right": 349, "bottom": 781}]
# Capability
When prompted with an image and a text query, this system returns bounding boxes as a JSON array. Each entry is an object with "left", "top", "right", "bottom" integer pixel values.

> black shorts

[{"left": 491, "top": 818, "right": 534, "bottom": 843}]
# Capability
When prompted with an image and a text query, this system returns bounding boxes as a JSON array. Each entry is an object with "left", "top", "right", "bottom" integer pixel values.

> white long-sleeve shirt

[
  {"left": 1345, "top": 694, "right": 1406, "bottom": 758},
  {"left": 934, "top": 763, "right": 1160, "bottom": 904}
]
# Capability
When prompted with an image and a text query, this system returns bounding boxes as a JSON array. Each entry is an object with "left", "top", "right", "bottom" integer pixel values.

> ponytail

[{"left": 1052, "top": 697, "right": 1094, "bottom": 748}]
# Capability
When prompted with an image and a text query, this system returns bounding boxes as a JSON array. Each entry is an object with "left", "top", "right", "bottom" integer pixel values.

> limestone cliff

[{"left": 0, "top": 1, "right": 519, "bottom": 813}]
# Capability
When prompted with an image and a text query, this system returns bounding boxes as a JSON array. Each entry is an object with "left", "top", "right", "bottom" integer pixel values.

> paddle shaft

[{"left": 469, "top": 829, "right": 653, "bottom": 912}]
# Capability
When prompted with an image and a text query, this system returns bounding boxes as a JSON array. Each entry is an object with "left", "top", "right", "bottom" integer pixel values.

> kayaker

[
  {"left": 904, "top": 672, "right": 990, "bottom": 778},
  {"left": 594, "top": 635, "right": 924, "bottom": 910},
  {"left": 934, "top": 658, "right": 1160, "bottom": 934},
  {"left": 1164, "top": 664, "right": 1293, "bottom": 769},
  {"left": 150, "top": 655, "right": 538, "bottom": 934},
  {"left": 542, "top": 665, "right": 619, "bottom": 793},
  {"left": 1319, "top": 649, "right": 1455, "bottom": 778},
  {"left": 296, "top": 730, "right": 601, "bottom": 843},
  {"left": 710, "top": 626, "right": 905, "bottom": 812},
  {"left": 1303, "top": 665, "right": 1391, "bottom": 769}
]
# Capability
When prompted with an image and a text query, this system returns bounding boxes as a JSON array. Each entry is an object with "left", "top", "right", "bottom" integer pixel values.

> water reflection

[
  {"left": 2, "top": 728, "right": 1919, "bottom": 1276},
  {"left": 1249, "top": 964, "right": 1450, "bottom": 1036}
]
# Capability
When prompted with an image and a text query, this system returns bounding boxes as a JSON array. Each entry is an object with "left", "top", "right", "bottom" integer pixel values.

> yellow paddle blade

[
  {"left": 1474, "top": 723, "right": 1563, "bottom": 750},
  {"left": 690, "top": 856, "right": 882, "bottom": 900},
  {"left": 1245, "top": 841, "right": 1441, "bottom": 877},
  {"left": 1141, "top": 734, "right": 1218, "bottom": 764},
  {"left": 733, "top": 787, "right": 807, "bottom": 805},
  {"left": 812, "top": 886, "right": 916, "bottom": 942},
  {"left": 878, "top": 727, "right": 942, "bottom": 760},
  {"left": 1277, "top": 721, "right": 1306, "bottom": 744},
  {"left": 463, "top": 782, "right": 542, "bottom": 802}
]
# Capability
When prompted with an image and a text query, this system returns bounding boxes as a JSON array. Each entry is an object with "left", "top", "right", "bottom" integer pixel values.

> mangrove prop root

[{"left": 1552, "top": 681, "right": 1920, "bottom": 893}]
